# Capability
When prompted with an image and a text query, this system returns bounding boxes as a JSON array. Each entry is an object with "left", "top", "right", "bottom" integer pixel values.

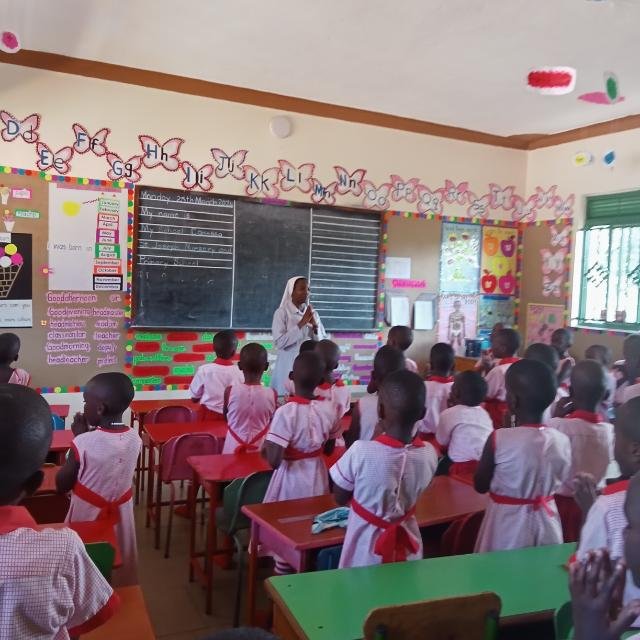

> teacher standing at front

[{"left": 271, "top": 276, "right": 326, "bottom": 394}]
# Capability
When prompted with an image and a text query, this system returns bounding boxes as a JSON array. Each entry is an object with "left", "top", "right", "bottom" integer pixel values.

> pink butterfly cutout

[
  {"left": 550, "top": 225, "right": 570, "bottom": 248},
  {"left": 72, "top": 124, "right": 110, "bottom": 156},
  {"left": 466, "top": 193, "right": 490, "bottom": 219},
  {"left": 535, "top": 185, "right": 558, "bottom": 209},
  {"left": 443, "top": 180, "right": 470, "bottom": 205},
  {"left": 542, "top": 275, "right": 563, "bottom": 298},
  {"left": 0, "top": 111, "right": 40, "bottom": 143},
  {"left": 511, "top": 195, "right": 539, "bottom": 222},
  {"left": 540, "top": 248, "right": 567, "bottom": 275},
  {"left": 389, "top": 175, "right": 420, "bottom": 203},
  {"left": 488, "top": 184, "right": 515, "bottom": 211},
  {"left": 553, "top": 194, "right": 575, "bottom": 219},
  {"left": 278, "top": 160, "right": 315, "bottom": 193},
  {"left": 244, "top": 165, "right": 281, "bottom": 198},
  {"left": 138, "top": 135, "right": 184, "bottom": 171},
  {"left": 362, "top": 181, "right": 391, "bottom": 210},
  {"left": 334, "top": 166, "right": 366, "bottom": 196},
  {"left": 310, "top": 179, "right": 337, "bottom": 206},
  {"left": 35, "top": 143, "right": 73, "bottom": 174},
  {"left": 181, "top": 162, "right": 214, "bottom": 191},
  {"left": 416, "top": 185, "right": 444, "bottom": 215},
  {"left": 211, "top": 148, "right": 247, "bottom": 180},
  {"left": 106, "top": 153, "right": 143, "bottom": 183}
]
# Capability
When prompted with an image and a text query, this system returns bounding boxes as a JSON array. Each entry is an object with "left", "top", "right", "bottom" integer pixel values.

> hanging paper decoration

[
  {"left": 572, "top": 151, "right": 593, "bottom": 167},
  {"left": 0, "top": 30, "right": 20, "bottom": 54},
  {"left": 440, "top": 223, "right": 481, "bottom": 294},
  {"left": 478, "top": 295, "right": 515, "bottom": 335},
  {"left": 603, "top": 150, "right": 616, "bottom": 168},
  {"left": 525, "top": 304, "right": 565, "bottom": 346},
  {"left": 527, "top": 67, "right": 576, "bottom": 95},
  {"left": 480, "top": 227, "right": 518, "bottom": 295},
  {"left": 578, "top": 71, "right": 625, "bottom": 104}
]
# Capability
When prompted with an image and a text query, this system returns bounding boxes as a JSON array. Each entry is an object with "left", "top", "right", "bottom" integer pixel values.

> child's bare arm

[
  {"left": 323, "top": 438, "right": 336, "bottom": 456},
  {"left": 261, "top": 440, "right": 284, "bottom": 469},
  {"left": 56, "top": 455, "right": 80, "bottom": 494},
  {"left": 474, "top": 435, "right": 495, "bottom": 494},
  {"left": 333, "top": 484, "right": 352, "bottom": 506},
  {"left": 344, "top": 404, "right": 360, "bottom": 447}
]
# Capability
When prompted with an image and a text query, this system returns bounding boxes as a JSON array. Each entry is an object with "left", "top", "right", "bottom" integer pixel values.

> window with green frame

[{"left": 576, "top": 190, "right": 640, "bottom": 330}]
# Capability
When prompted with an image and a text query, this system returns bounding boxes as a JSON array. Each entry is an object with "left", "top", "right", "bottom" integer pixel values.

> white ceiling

[{"left": 3, "top": 0, "right": 640, "bottom": 136}]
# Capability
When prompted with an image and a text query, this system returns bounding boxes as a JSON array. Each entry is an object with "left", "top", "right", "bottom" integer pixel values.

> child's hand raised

[
  {"left": 573, "top": 472, "right": 598, "bottom": 515},
  {"left": 553, "top": 396, "right": 574, "bottom": 418},
  {"left": 570, "top": 549, "right": 640, "bottom": 640},
  {"left": 71, "top": 412, "right": 89, "bottom": 436}
]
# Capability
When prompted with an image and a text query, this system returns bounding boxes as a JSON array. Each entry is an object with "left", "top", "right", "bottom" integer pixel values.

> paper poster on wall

[
  {"left": 48, "top": 183, "right": 128, "bottom": 291},
  {"left": 437, "top": 293, "right": 478, "bottom": 356},
  {"left": 385, "top": 256, "right": 411, "bottom": 279},
  {"left": 478, "top": 295, "right": 515, "bottom": 335},
  {"left": 480, "top": 227, "right": 518, "bottom": 295},
  {"left": 525, "top": 303, "right": 565, "bottom": 346},
  {"left": 0, "top": 233, "right": 32, "bottom": 327},
  {"left": 440, "top": 223, "right": 481, "bottom": 293}
]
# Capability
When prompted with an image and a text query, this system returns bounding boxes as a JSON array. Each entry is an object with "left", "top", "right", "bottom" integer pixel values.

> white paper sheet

[{"left": 385, "top": 256, "right": 411, "bottom": 279}]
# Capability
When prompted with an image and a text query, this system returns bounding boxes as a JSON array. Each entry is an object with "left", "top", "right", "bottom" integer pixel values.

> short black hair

[
  {"left": 202, "top": 629, "right": 279, "bottom": 640},
  {"left": 430, "top": 342, "right": 455, "bottom": 374},
  {"left": 524, "top": 342, "right": 559, "bottom": 372},
  {"left": 453, "top": 371, "right": 487, "bottom": 407},
  {"left": 570, "top": 360, "right": 606, "bottom": 409},
  {"left": 373, "top": 345, "right": 405, "bottom": 383},
  {"left": 616, "top": 397, "right": 640, "bottom": 443},
  {"left": 585, "top": 344, "right": 613, "bottom": 368},
  {"left": 239, "top": 343, "right": 268, "bottom": 375},
  {"left": 551, "top": 328, "right": 573, "bottom": 349},
  {"left": 315, "top": 340, "right": 340, "bottom": 372},
  {"left": 495, "top": 328, "right": 521, "bottom": 356},
  {"left": 292, "top": 351, "right": 324, "bottom": 391},
  {"left": 299, "top": 340, "right": 316, "bottom": 354},
  {"left": 213, "top": 330, "right": 238, "bottom": 359},
  {"left": 380, "top": 370, "right": 426, "bottom": 428},
  {"left": 86, "top": 372, "right": 135, "bottom": 416},
  {"left": 506, "top": 359, "right": 556, "bottom": 416},
  {"left": 0, "top": 385, "right": 52, "bottom": 504},
  {"left": 388, "top": 326, "right": 413, "bottom": 352},
  {"left": 0, "top": 332, "right": 20, "bottom": 365}
]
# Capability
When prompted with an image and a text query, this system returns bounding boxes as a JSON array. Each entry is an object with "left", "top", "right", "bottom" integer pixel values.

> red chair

[
  {"left": 159, "top": 433, "right": 220, "bottom": 558},
  {"left": 441, "top": 511, "right": 484, "bottom": 556}
]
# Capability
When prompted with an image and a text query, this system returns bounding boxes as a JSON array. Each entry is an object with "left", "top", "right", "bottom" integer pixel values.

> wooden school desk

[
  {"left": 144, "top": 420, "right": 228, "bottom": 548},
  {"left": 50, "top": 429, "right": 74, "bottom": 464},
  {"left": 266, "top": 542, "right": 575, "bottom": 640},
  {"left": 187, "top": 448, "right": 345, "bottom": 614},
  {"left": 83, "top": 586, "right": 155, "bottom": 640},
  {"left": 454, "top": 356, "right": 478, "bottom": 372},
  {"left": 244, "top": 476, "right": 489, "bottom": 624}
]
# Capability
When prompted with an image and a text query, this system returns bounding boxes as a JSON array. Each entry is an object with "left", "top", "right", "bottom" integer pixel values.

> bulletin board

[{"left": 0, "top": 166, "right": 132, "bottom": 390}]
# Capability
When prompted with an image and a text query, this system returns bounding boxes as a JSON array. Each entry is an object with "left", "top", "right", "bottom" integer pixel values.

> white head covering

[{"left": 279, "top": 276, "right": 308, "bottom": 313}]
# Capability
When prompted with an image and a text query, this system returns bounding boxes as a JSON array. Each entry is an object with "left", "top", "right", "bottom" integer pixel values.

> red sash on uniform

[
  {"left": 283, "top": 447, "right": 323, "bottom": 461},
  {"left": 351, "top": 499, "right": 419, "bottom": 563},
  {"left": 489, "top": 492, "right": 555, "bottom": 517},
  {"left": 602, "top": 479, "right": 629, "bottom": 495},
  {"left": 228, "top": 424, "right": 270, "bottom": 454},
  {"left": 73, "top": 482, "right": 132, "bottom": 524},
  {"left": 427, "top": 375, "right": 455, "bottom": 383},
  {"left": 483, "top": 398, "right": 508, "bottom": 429}
]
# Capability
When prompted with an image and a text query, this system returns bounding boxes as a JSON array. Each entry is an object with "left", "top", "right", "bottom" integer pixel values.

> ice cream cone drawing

[
  {"left": 0, "top": 187, "right": 9, "bottom": 206},
  {"left": 0, "top": 242, "right": 23, "bottom": 298},
  {"left": 3, "top": 210, "right": 15, "bottom": 233}
]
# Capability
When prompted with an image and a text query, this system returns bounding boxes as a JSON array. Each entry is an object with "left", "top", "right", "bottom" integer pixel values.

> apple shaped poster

[
  {"left": 440, "top": 223, "right": 481, "bottom": 294},
  {"left": 480, "top": 227, "right": 518, "bottom": 296}
]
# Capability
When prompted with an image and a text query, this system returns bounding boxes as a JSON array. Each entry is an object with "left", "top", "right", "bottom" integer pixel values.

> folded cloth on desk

[{"left": 311, "top": 507, "right": 350, "bottom": 534}]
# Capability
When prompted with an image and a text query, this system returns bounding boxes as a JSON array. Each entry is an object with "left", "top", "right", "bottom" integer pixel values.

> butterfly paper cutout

[
  {"left": 0, "top": 111, "right": 40, "bottom": 143},
  {"left": 542, "top": 275, "right": 563, "bottom": 298},
  {"left": 443, "top": 180, "right": 469, "bottom": 205},
  {"left": 278, "top": 160, "right": 315, "bottom": 193},
  {"left": 334, "top": 166, "right": 366, "bottom": 196},
  {"left": 535, "top": 185, "right": 558, "bottom": 209},
  {"left": 488, "top": 184, "right": 515, "bottom": 211},
  {"left": 106, "top": 153, "right": 143, "bottom": 183},
  {"left": 138, "top": 135, "right": 184, "bottom": 171},
  {"left": 553, "top": 194, "right": 575, "bottom": 219},
  {"left": 540, "top": 248, "right": 567, "bottom": 275},
  {"left": 362, "top": 181, "right": 391, "bottom": 210},
  {"left": 181, "top": 162, "right": 214, "bottom": 191},
  {"left": 389, "top": 175, "right": 420, "bottom": 203},
  {"left": 244, "top": 165, "right": 281, "bottom": 198},
  {"left": 211, "top": 148, "right": 247, "bottom": 180},
  {"left": 511, "top": 195, "right": 539, "bottom": 222},
  {"left": 550, "top": 225, "right": 571, "bottom": 249},
  {"left": 35, "top": 143, "right": 73, "bottom": 174},
  {"left": 416, "top": 185, "right": 444, "bottom": 215},
  {"left": 310, "top": 179, "right": 337, "bottom": 206},
  {"left": 72, "top": 124, "right": 110, "bottom": 156},
  {"left": 466, "top": 193, "right": 490, "bottom": 219}
]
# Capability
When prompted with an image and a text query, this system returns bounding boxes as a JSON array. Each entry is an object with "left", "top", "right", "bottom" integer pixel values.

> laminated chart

[{"left": 93, "top": 195, "right": 123, "bottom": 290}]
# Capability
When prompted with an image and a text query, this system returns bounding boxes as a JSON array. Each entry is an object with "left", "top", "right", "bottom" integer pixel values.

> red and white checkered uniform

[
  {"left": 485, "top": 359, "right": 518, "bottom": 403},
  {"left": 8, "top": 368, "right": 30, "bottom": 386},
  {"left": 405, "top": 358, "right": 418, "bottom": 374},
  {"left": 0, "top": 506, "right": 118, "bottom": 639},
  {"left": 357, "top": 393, "right": 380, "bottom": 441},
  {"left": 436, "top": 404, "right": 493, "bottom": 462},
  {"left": 67, "top": 426, "right": 141, "bottom": 586},
  {"left": 189, "top": 359, "right": 244, "bottom": 414},
  {"left": 419, "top": 377, "right": 454, "bottom": 435},
  {"left": 223, "top": 383, "right": 277, "bottom": 454},
  {"left": 315, "top": 380, "right": 351, "bottom": 420}
]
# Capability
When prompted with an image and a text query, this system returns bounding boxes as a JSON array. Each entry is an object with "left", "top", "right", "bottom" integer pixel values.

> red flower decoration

[{"left": 1, "top": 31, "right": 20, "bottom": 52}]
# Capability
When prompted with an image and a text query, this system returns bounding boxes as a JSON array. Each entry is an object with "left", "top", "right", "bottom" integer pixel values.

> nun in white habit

[{"left": 271, "top": 276, "right": 326, "bottom": 394}]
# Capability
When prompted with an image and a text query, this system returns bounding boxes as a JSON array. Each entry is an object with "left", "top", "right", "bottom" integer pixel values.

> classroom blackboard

[{"left": 133, "top": 187, "right": 381, "bottom": 331}]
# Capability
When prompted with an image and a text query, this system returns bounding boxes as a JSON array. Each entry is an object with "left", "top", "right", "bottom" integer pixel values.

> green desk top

[{"left": 267, "top": 543, "right": 575, "bottom": 640}]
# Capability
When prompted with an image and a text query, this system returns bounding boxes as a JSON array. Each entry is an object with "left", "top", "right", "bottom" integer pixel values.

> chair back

[
  {"left": 316, "top": 545, "right": 343, "bottom": 571},
  {"left": 441, "top": 511, "right": 484, "bottom": 556},
  {"left": 363, "top": 592, "right": 501, "bottom": 640},
  {"left": 51, "top": 414, "right": 65, "bottom": 431},
  {"left": 160, "top": 433, "right": 219, "bottom": 482},
  {"left": 146, "top": 405, "right": 195, "bottom": 424},
  {"left": 85, "top": 542, "right": 116, "bottom": 582},
  {"left": 221, "top": 470, "right": 273, "bottom": 535}
]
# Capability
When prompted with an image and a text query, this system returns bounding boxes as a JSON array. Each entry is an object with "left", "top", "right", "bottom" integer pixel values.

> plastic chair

[
  {"left": 441, "top": 511, "right": 484, "bottom": 556},
  {"left": 554, "top": 601, "right": 574, "bottom": 640},
  {"left": 51, "top": 414, "right": 65, "bottom": 431},
  {"left": 316, "top": 545, "right": 343, "bottom": 571},
  {"left": 363, "top": 592, "right": 501, "bottom": 640},
  {"left": 160, "top": 433, "right": 220, "bottom": 558},
  {"left": 84, "top": 542, "right": 116, "bottom": 582},
  {"left": 215, "top": 470, "right": 273, "bottom": 627}
]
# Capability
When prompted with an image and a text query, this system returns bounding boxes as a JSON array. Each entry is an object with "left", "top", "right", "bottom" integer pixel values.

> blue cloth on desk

[{"left": 311, "top": 507, "right": 350, "bottom": 534}]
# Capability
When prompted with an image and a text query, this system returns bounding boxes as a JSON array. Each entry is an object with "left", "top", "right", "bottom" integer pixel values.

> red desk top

[
  {"left": 49, "top": 404, "right": 70, "bottom": 418},
  {"left": 241, "top": 476, "right": 490, "bottom": 552},
  {"left": 130, "top": 399, "right": 193, "bottom": 415},
  {"left": 44, "top": 520, "right": 122, "bottom": 567},
  {"left": 144, "top": 421, "right": 228, "bottom": 446},
  {"left": 50, "top": 429, "right": 73, "bottom": 452},
  {"left": 37, "top": 465, "right": 61, "bottom": 494}
]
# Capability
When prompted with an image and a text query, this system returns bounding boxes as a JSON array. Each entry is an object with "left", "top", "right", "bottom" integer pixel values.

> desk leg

[
  {"left": 154, "top": 456, "right": 163, "bottom": 550},
  {"left": 247, "top": 519, "right": 259, "bottom": 626},
  {"left": 188, "top": 469, "right": 199, "bottom": 582},
  {"left": 145, "top": 442, "right": 155, "bottom": 529},
  {"left": 204, "top": 482, "right": 220, "bottom": 615}
]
